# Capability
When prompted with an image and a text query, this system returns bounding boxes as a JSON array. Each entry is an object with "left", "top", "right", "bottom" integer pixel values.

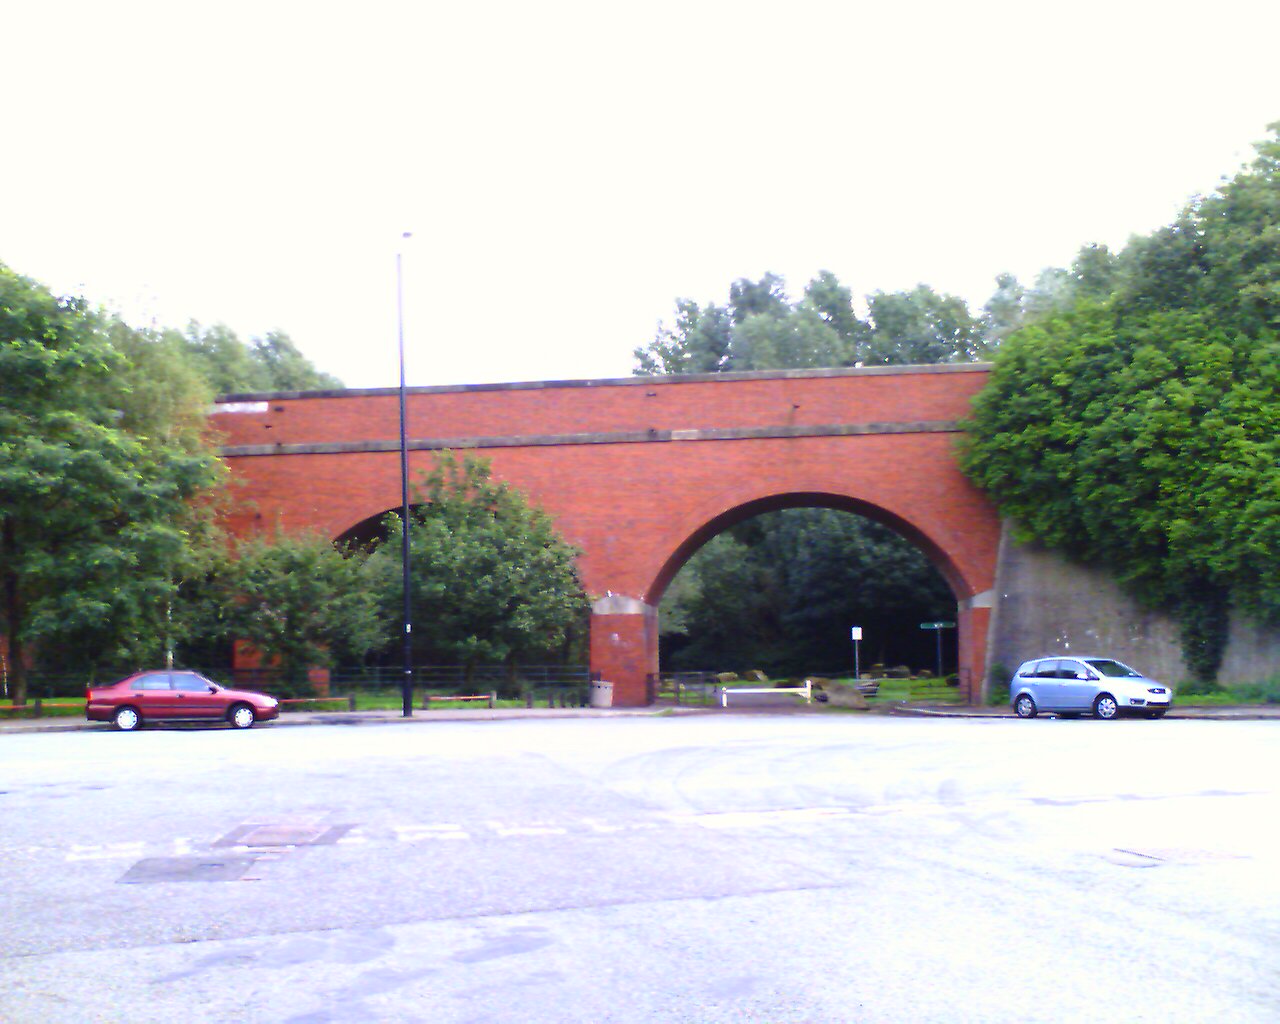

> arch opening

[
  {"left": 334, "top": 508, "right": 412, "bottom": 551},
  {"left": 649, "top": 494, "right": 960, "bottom": 680}
]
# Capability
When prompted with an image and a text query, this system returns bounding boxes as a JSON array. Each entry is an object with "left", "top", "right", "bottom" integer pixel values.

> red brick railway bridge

[{"left": 212, "top": 364, "right": 1001, "bottom": 706}]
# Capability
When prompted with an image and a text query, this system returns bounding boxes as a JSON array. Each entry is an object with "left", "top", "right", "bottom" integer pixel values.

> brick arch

[
  {"left": 335, "top": 508, "right": 411, "bottom": 548},
  {"left": 646, "top": 491, "right": 968, "bottom": 607},
  {"left": 212, "top": 365, "right": 1001, "bottom": 706}
]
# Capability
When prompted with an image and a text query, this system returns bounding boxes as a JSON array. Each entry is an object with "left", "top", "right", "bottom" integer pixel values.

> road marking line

[
  {"left": 491, "top": 825, "right": 568, "bottom": 837},
  {"left": 66, "top": 841, "right": 146, "bottom": 862},
  {"left": 670, "top": 807, "right": 853, "bottom": 829},
  {"left": 394, "top": 824, "right": 469, "bottom": 841},
  {"left": 581, "top": 818, "right": 628, "bottom": 833}
]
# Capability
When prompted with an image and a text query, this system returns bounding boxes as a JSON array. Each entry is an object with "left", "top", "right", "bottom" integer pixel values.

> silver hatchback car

[{"left": 1010, "top": 656, "right": 1173, "bottom": 719}]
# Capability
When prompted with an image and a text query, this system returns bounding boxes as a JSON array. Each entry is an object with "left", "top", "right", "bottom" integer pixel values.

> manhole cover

[
  {"left": 119, "top": 856, "right": 256, "bottom": 884},
  {"left": 216, "top": 823, "right": 353, "bottom": 848}
]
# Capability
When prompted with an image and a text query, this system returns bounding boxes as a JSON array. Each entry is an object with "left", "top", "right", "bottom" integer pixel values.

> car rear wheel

[
  {"left": 228, "top": 704, "right": 256, "bottom": 730},
  {"left": 113, "top": 706, "right": 142, "bottom": 732},
  {"left": 1014, "top": 694, "right": 1037, "bottom": 718},
  {"left": 1094, "top": 694, "right": 1119, "bottom": 720}
]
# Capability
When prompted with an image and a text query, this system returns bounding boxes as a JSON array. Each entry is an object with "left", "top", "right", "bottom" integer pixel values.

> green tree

[
  {"left": 639, "top": 271, "right": 993, "bottom": 376},
  {"left": 633, "top": 299, "right": 733, "bottom": 375},
  {"left": 182, "top": 322, "right": 267, "bottom": 393},
  {"left": 767, "top": 510, "right": 954, "bottom": 669},
  {"left": 663, "top": 531, "right": 784, "bottom": 671},
  {"left": 802, "top": 270, "right": 870, "bottom": 351},
  {"left": 1022, "top": 124, "right": 1279, "bottom": 336},
  {"left": 180, "top": 322, "right": 340, "bottom": 394},
  {"left": 962, "top": 125, "right": 1280, "bottom": 682},
  {"left": 1195, "top": 122, "right": 1280, "bottom": 334},
  {"left": 1023, "top": 266, "right": 1076, "bottom": 320},
  {"left": 1070, "top": 243, "right": 1121, "bottom": 302},
  {"left": 370, "top": 453, "right": 588, "bottom": 676},
  {"left": 729, "top": 272, "right": 789, "bottom": 323},
  {"left": 45, "top": 320, "right": 230, "bottom": 676},
  {"left": 1015, "top": 247, "right": 1122, "bottom": 328},
  {"left": 217, "top": 531, "right": 386, "bottom": 691},
  {"left": 864, "top": 285, "right": 986, "bottom": 365},
  {"left": 961, "top": 304, "right": 1280, "bottom": 681},
  {"left": 1110, "top": 214, "right": 1209, "bottom": 317},
  {"left": 729, "top": 307, "right": 851, "bottom": 371},
  {"left": 0, "top": 266, "right": 223, "bottom": 701},
  {"left": 106, "top": 321, "right": 216, "bottom": 444},
  {"left": 252, "top": 330, "right": 342, "bottom": 391},
  {"left": 981, "top": 272, "right": 1026, "bottom": 348}
]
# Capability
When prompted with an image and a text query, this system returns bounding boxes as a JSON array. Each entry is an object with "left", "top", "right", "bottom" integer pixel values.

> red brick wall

[
  {"left": 215, "top": 369, "right": 988, "bottom": 449},
  {"left": 214, "top": 367, "right": 1000, "bottom": 705}
]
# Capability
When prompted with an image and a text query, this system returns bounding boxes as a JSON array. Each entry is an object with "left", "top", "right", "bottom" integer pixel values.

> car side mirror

[{"left": 208, "top": 686, "right": 218, "bottom": 693}]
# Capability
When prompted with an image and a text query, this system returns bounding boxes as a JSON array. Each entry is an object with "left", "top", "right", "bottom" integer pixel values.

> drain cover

[
  {"left": 216, "top": 823, "right": 353, "bottom": 848},
  {"left": 119, "top": 856, "right": 256, "bottom": 884}
]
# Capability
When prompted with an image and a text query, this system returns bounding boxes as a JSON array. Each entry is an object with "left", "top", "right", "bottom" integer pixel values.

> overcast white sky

[{"left": 3, "top": 1, "right": 1277, "bottom": 389}]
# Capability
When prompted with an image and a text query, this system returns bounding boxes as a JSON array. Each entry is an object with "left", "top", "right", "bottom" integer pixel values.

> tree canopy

[
  {"left": 962, "top": 123, "right": 1280, "bottom": 681},
  {"left": 367, "top": 453, "right": 589, "bottom": 675},
  {"left": 633, "top": 271, "right": 986, "bottom": 375},
  {"left": 214, "top": 531, "right": 387, "bottom": 690},
  {"left": 180, "top": 322, "right": 343, "bottom": 393},
  {"left": 0, "top": 265, "right": 225, "bottom": 699},
  {"left": 0, "top": 262, "right": 347, "bottom": 697}
]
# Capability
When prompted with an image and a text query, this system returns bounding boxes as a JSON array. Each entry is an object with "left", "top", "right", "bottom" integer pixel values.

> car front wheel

[
  {"left": 1094, "top": 694, "right": 1119, "bottom": 720},
  {"left": 113, "top": 706, "right": 142, "bottom": 732},
  {"left": 229, "top": 704, "right": 256, "bottom": 730},
  {"left": 1014, "top": 694, "right": 1037, "bottom": 718}
]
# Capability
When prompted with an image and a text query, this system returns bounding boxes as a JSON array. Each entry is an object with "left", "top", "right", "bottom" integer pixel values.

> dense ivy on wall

[
  {"left": 961, "top": 306, "right": 1280, "bottom": 681},
  {"left": 960, "top": 123, "right": 1280, "bottom": 682}
]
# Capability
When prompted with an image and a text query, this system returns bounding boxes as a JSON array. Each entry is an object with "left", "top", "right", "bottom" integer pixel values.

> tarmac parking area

[{"left": 1, "top": 714, "right": 1277, "bottom": 1022}]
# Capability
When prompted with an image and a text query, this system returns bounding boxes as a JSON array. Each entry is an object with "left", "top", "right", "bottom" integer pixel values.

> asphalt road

[{"left": 1, "top": 714, "right": 1277, "bottom": 1023}]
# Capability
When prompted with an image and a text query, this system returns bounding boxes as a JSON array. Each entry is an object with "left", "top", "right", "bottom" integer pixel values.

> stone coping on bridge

[
  {"left": 218, "top": 419, "right": 966, "bottom": 458},
  {"left": 215, "top": 361, "right": 993, "bottom": 404}
]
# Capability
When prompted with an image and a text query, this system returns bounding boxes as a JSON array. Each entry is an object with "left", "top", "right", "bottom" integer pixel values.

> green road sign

[{"left": 919, "top": 621, "right": 956, "bottom": 630}]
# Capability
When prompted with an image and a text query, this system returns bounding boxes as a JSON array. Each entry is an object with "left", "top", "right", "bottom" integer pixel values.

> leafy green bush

[
  {"left": 986, "top": 662, "right": 1010, "bottom": 705},
  {"left": 1178, "top": 677, "right": 1226, "bottom": 697},
  {"left": 1225, "top": 678, "right": 1280, "bottom": 704}
]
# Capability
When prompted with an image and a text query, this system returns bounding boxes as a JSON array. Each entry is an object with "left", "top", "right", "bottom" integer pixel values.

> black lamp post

[{"left": 397, "top": 233, "right": 413, "bottom": 717}]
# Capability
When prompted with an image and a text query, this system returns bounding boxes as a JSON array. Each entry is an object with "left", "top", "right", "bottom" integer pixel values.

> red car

[{"left": 85, "top": 670, "right": 280, "bottom": 731}]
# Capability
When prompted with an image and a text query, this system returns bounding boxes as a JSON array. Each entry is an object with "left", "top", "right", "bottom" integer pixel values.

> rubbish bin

[{"left": 589, "top": 680, "right": 614, "bottom": 708}]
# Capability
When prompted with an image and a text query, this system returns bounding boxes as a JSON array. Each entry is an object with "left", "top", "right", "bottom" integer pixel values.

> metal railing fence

[{"left": 7, "top": 665, "right": 592, "bottom": 703}]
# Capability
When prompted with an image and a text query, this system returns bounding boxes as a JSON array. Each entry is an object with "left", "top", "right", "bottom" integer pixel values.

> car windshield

[{"left": 1083, "top": 659, "right": 1141, "bottom": 678}]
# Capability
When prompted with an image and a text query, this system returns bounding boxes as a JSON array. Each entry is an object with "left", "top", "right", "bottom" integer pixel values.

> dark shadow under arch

[
  {"left": 645, "top": 491, "right": 965, "bottom": 608},
  {"left": 335, "top": 507, "right": 423, "bottom": 550}
]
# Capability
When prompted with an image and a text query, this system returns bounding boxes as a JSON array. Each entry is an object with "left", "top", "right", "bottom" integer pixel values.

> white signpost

[{"left": 850, "top": 626, "right": 862, "bottom": 680}]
